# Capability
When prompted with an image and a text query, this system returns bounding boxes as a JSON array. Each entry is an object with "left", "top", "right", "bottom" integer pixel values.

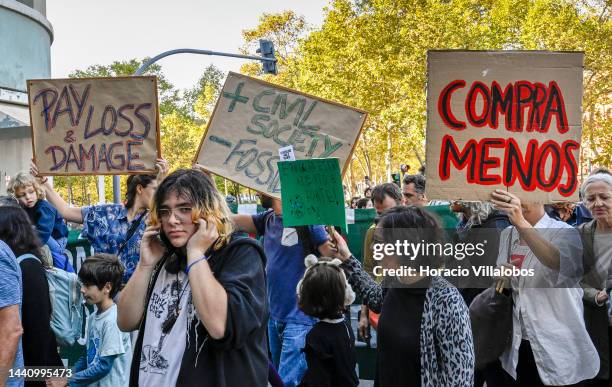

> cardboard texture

[
  {"left": 278, "top": 158, "right": 346, "bottom": 227},
  {"left": 28, "top": 76, "right": 160, "bottom": 175},
  {"left": 425, "top": 51, "right": 583, "bottom": 202},
  {"left": 194, "top": 72, "right": 367, "bottom": 198}
]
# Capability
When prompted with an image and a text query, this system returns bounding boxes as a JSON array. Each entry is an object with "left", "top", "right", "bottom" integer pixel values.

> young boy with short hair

[{"left": 71, "top": 254, "right": 131, "bottom": 387}]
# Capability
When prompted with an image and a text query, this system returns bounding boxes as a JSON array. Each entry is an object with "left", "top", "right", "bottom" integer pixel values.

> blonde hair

[
  {"left": 149, "top": 169, "right": 234, "bottom": 251},
  {"left": 7, "top": 172, "right": 45, "bottom": 200}
]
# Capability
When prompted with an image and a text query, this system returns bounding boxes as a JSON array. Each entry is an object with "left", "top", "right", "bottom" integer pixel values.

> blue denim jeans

[{"left": 268, "top": 318, "right": 313, "bottom": 387}]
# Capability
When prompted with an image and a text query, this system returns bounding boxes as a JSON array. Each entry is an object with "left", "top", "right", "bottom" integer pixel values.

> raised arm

[
  {"left": 231, "top": 214, "right": 257, "bottom": 234},
  {"left": 30, "top": 162, "right": 83, "bottom": 223},
  {"left": 491, "top": 190, "right": 561, "bottom": 270},
  {"left": 117, "top": 225, "right": 165, "bottom": 331},
  {"left": 328, "top": 229, "right": 384, "bottom": 313}
]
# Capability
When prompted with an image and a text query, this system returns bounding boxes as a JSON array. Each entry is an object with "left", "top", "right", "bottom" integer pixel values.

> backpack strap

[
  {"left": 17, "top": 254, "right": 41, "bottom": 265},
  {"left": 129, "top": 250, "right": 172, "bottom": 386},
  {"left": 118, "top": 210, "right": 148, "bottom": 257}
]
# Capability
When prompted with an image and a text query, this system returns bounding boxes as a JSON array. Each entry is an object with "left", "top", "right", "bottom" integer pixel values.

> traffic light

[{"left": 257, "top": 39, "right": 277, "bottom": 75}]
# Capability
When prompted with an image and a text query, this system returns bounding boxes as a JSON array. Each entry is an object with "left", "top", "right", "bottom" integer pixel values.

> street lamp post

[{"left": 112, "top": 40, "right": 277, "bottom": 203}]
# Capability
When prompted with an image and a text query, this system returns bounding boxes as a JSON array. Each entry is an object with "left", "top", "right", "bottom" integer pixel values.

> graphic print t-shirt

[
  {"left": 139, "top": 268, "right": 193, "bottom": 387},
  {"left": 86, "top": 304, "right": 132, "bottom": 387}
]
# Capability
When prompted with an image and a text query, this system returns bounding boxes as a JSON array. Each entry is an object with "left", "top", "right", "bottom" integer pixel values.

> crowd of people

[{"left": 0, "top": 161, "right": 610, "bottom": 387}]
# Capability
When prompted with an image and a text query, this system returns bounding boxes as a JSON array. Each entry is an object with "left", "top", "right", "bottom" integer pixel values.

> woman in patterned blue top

[{"left": 30, "top": 159, "right": 168, "bottom": 283}]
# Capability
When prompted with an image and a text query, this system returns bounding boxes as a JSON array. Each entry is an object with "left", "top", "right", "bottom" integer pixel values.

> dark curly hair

[
  {"left": 0, "top": 206, "right": 43, "bottom": 259},
  {"left": 402, "top": 174, "right": 426, "bottom": 194}
]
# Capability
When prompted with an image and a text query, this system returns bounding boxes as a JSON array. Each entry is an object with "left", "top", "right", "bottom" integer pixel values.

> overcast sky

[{"left": 47, "top": 0, "right": 329, "bottom": 90}]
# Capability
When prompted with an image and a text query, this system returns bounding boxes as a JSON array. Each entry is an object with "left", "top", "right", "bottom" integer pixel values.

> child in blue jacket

[{"left": 9, "top": 172, "right": 73, "bottom": 272}]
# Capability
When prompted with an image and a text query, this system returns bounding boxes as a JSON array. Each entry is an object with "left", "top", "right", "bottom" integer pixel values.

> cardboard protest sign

[
  {"left": 278, "top": 158, "right": 346, "bottom": 227},
  {"left": 28, "top": 76, "right": 160, "bottom": 175},
  {"left": 194, "top": 72, "right": 367, "bottom": 198},
  {"left": 425, "top": 51, "right": 583, "bottom": 202}
]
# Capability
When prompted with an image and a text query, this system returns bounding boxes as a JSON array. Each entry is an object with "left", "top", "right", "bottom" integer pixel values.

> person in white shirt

[{"left": 491, "top": 189, "right": 599, "bottom": 386}]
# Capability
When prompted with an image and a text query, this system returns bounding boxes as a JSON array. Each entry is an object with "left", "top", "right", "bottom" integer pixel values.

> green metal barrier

[
  {"left": 344, "top": 208, "right": 376, "bottom": 263},
  {"left": 343, "top": 208, "right": 377, "bottom": 380}
]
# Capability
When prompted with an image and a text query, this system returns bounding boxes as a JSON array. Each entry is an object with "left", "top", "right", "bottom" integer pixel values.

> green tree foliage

[
  {"left": 242, "top": 0, "right": 610, "bottom": 194},
  {"left": 69, "top": 59, "right": 180, "bottom": 116},
  {"left": 240, "top": 10, "right": 309, "bottom": 86}
]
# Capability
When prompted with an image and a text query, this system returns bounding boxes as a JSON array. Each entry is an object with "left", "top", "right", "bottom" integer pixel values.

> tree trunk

[
  {"left": 68, "top": 179, "right": 73, "bottom": 205},
  {"left": 348, "top": 160, "right": 355, "bottom": 197},
  {"left": 360, "top": 130, "right": 373, "bottom": 179},
  {"left": 386, "top": 123, "right": 392, "bottom": 182},
  {"left": 413, "top": 146, "right": 424, "bottom": 167},
  {"left": 354, "top": 150, "right": 369, "bottom": 176},
  {"left": 82, "top": 177, "right": 87, "bottom": 206}
]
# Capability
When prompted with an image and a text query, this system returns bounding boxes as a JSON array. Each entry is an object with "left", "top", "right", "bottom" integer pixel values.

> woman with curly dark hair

[{"left": 0, "top": 205, "right": 62, "bottom": 386}]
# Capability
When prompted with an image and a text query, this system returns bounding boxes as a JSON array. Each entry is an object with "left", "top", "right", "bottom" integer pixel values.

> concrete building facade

[{"left": 0, "top": 0, "right": 52, "bottom": 193}]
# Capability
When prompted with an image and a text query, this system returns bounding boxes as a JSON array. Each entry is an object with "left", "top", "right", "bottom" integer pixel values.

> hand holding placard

[{"left": 278, "top": 158, "right": 346, "bottom": 228}]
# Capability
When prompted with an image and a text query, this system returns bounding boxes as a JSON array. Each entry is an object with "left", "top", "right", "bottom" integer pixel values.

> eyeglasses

[{"left": 158, "top": 207, "right": 193, "bottom": 222}]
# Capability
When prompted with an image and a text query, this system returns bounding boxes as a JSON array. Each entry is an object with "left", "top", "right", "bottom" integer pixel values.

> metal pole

[
  {"left": 134, "top": 48, "right": 275, "bottom": 76},
  {"left": 97, "top": 176, "right": 106, "bottom": 204},
  {"left": 111, "top": 47, "right": 276, "bottom": 203}
]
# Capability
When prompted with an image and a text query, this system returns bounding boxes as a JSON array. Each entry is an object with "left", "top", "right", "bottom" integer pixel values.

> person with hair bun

[
  {"left": 30, "top": 159, "right": 168, "bottom": 283},
  {"left": 330, "top": 205, "right": 474, "bottom": 386}
]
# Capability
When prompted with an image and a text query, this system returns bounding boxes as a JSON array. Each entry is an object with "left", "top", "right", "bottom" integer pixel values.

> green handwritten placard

[{"left": 278, "top": 158, "right": 346, "bottom": 227}]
